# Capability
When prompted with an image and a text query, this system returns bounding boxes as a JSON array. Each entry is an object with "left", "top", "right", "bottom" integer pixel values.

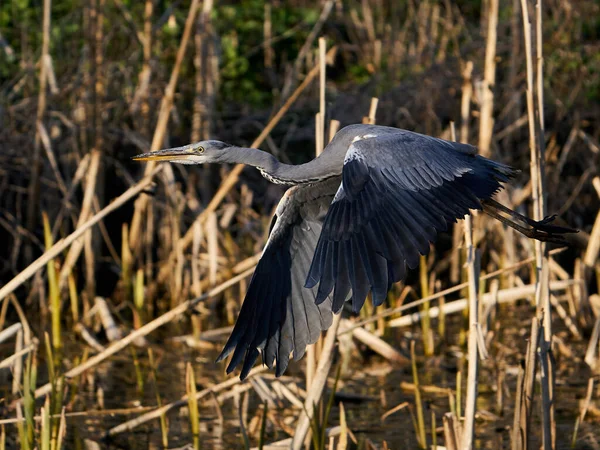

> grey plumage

[{"left": 133, "top": 124, "right": 576, "bottom": 379}]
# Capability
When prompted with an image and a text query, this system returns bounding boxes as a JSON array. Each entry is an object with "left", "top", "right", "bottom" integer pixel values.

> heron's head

[{"left": 132, "top": 140, "right": 231, "bottom": 165}]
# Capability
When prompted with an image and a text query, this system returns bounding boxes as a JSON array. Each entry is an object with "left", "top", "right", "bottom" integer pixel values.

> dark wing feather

[
  {"left": 216, "top": 177, "right": 341, "bottom": 379},
  {"left": 306, "top": 131, "right": 517, "bottom": 312}
]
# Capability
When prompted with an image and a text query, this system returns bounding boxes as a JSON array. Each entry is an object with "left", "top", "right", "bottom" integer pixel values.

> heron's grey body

[{"left": 133, "top": 124, "right": 573, "bottom": 379}]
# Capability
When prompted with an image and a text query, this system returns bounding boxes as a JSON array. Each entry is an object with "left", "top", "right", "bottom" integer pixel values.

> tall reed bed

[{"left": 0, "top": 0, "right": 599, "bottom": 448}]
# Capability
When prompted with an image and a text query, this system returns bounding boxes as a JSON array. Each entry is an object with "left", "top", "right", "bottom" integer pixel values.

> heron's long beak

[{"left": 132, "top": 145, "right": 197, "bottom": 162}]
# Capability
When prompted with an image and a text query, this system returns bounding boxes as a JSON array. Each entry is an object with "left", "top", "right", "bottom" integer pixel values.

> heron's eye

[{"left": 195, "top": 146, "right": 205, "bottom": 154}]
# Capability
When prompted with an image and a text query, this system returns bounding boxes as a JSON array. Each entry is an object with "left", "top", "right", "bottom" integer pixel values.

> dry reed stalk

[
  {"left": 522, "top": 1, "right": 555, "bottom": 446},
  {"left": 584, "top": 315, "right": 600, "bottom": 368},
  {"left": 128, "top": 0, "right": 201, "bottom": 251},
  {"left": 57, "top": 150, "right": 101, "bottom": 290},
  {"left": 306, "top": 343, "right": 316, "bottom": 393},
  {"left": 570, "top": 378, "right": 595, "bottom": 447},
  {"left": 538, "top": 320, "right": 553, "bottom": 449},
  {"left": 94, "top": 297, "right": 122, "bottom": 342},
  {"left": 9, "top": 331, "right": 24, "bottom": 392},
  {"left": 461, "top": 214, "right": 481, "bottom": 449},
  {"left": 549, "top": 294, "right": 581, "bottom": 339},
  {"left": 291, "top": 313, "right": 341, "bottom": 450},
  {"left": 83, "top": 228, "right": 95, "bottom": 313},
  {"left": 0, "top": 166, "right": 161, "bottom": 304},
  {"left": 73, "top": 324, "right": 105, "bottom": 352},
  {"left": 0, "top": 406, "right": 162, "bottom": 426},
  {"left": 339, "top": 319, "right": 408, "bottom": 364},
  {"left": 478, "top": 0, "right": 498, "bottom": 157},
  {"left": 329, "top": 119, "right": 340, "bottom": 142},
  {"left": 380, "top": 402, "right": 409, "bottom": 421},
  {"left": 271, "top": 381, "right": 303, "bottom": 409},
  {"left": 8, "top": 297, "right": 32, "bottom": 345},
  {"left": 583, "top": 178, "right": 600, "bottom": 269},
  {"left": 516, "top": 316, "right": 541, "bottom": 450},
  {"left": 25, "top": 266, "right": 254, "bottom": 402},
  {"left": 50, "top": 153, "right": 90, "bottom": 237},
  {"left": 0, "top": 296, "right": 9, "bottom": 332},
  {"left": 191, "top": 221, "right": 203, "bottom": 299},
  {"left": 362, "top": 98, "right": 379, "bottom": 125},
  {"left": 386, "top": 280, "right": 576, "bottom": 329},
  {"left": 36, "top": 123, "right": 67, "bottom": 197},
  {"left": 0, "top": 322, "right": 22, "bottom": 344},
  {"left": 307, "top": 45, "right": 329, "bottom": 388},
  {"left": 443, "top": 412, "right": 460, "bottom": 450},
  {"left": 511, "top": 365, "right": 525, "bottom": 450},
  {"left": 450, "top": 64, "right": 473, "bottom": 285},
  {"left": 317, "top": 37, "right": 327, "bottom": 155}
]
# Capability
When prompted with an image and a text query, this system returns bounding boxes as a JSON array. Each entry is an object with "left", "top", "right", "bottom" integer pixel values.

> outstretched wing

[
  {"left": 306, "top": 131, "right": 517, "bottom": 312},
  {"left": 216, "top": 177, "right": 341, "bottom": 379}
]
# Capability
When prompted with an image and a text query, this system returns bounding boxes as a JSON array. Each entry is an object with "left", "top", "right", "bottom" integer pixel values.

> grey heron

[{"left": 133, "top": 124, "right": 575, "bottom": 379}]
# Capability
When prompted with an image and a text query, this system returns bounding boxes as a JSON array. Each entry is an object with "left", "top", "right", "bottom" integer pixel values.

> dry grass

[{"left": 1, "top": 0, "right": 599, "bottom": 449}]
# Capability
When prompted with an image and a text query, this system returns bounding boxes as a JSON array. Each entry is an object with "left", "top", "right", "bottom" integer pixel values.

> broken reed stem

[{"left": 461, "top": 214, "right": 481, "bottom": 450}]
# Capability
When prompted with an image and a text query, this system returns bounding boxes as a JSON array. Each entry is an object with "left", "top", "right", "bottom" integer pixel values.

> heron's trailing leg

[{"left": 481, "top": 198, "right": 577, "bottom": 245}]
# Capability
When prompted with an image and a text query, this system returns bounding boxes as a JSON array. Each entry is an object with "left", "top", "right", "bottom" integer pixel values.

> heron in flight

[{"left": 134, "top": 124, "right": 574, "bottom": 379}]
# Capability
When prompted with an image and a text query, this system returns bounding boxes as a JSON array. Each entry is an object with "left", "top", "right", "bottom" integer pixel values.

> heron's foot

[
  {"left": 482, "top": 199, "right": 578, "bottom": 245},
  {"left": 523, "top": 226, "right": 571, "bottom": 245},
  {"left": 526, "top": 214, "right": 579, "bottom": 237}
]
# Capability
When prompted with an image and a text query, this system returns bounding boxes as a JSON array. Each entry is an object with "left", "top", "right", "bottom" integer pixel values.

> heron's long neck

[{"left": 227, "top": 146, "right": 341, "bottom": 185}]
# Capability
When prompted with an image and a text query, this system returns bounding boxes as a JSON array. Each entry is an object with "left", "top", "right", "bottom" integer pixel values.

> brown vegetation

[{"left": 0, "top": 0, "right": 599, "bottom": 448}]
